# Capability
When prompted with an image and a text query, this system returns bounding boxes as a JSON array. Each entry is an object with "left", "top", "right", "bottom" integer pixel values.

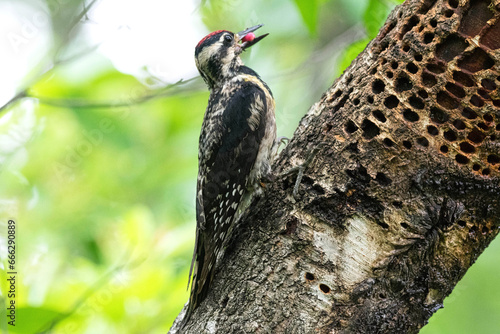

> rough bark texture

[{"left": 170, "top": 0, "right": 500, "bottom": 332}]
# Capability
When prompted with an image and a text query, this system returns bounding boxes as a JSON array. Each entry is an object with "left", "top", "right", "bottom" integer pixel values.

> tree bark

[{"left": 171, "top": 0, "right": 500, "bottom": 332}]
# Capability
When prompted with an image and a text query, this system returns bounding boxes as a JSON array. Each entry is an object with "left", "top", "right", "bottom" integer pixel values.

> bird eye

[{"left": 224, "top": 34, "right": 233, "bottom": 43}]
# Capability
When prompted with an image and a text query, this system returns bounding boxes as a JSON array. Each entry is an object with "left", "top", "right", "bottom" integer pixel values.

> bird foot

[
  {"left": 272, "top": 136, "right": 290, "bottom": 160},
  {"left": 277, "top": 136, "right": 289, "bottom": 149},
  {"left": 280, "top": 142, "right": 327, "bottom": 200}
]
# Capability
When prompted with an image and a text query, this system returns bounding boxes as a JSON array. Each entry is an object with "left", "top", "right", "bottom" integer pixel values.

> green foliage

[
  {"left": 13, "top": 307, "right": 64, "bottom": 333},
  {"left": 293, "top": 0, "right": 319, "bottom": 35},
  {"left": 1, "top": 67, "right": 200, "bottom": 332}
]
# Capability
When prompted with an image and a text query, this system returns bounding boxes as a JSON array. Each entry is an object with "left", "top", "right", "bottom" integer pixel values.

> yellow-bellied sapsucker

[{"left": 185, "top": 24, "right": 276, "bottom": 323}]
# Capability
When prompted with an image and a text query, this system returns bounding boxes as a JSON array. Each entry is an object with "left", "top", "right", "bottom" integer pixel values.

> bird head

[{"left": 195, "top": 24, "right": 268, "bottom": 89}]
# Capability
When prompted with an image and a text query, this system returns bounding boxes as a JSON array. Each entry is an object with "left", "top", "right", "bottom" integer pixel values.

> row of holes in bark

[
  {"left": 399, "top": 47, "right": 497, "bottom": 109},
  {"left": 305, "top": 272, "right": 331, "bottom": 294},
  {"left": 386, "top": 18, "right": 499, "bottom": 112},
  {"left": 329, "top": 0, "right": 500, "bottom": 175},
  {"left": 344, "top": 164, "right": 393, "bottom": 187},
  {"left": 396, "top": 2, "right": 500, "bottom": 173},
  {"left": 371, "top": 46, "right": 499, "bottom": 173},
  {"left": 399, "top": 0, "right": 500, "bottom": 50},
  {"left": 347, "top": 85, "right": 499, "bottom": 145},
  {"left": 398, "top": 0, "right": 453, "bottom": 40},
  {"left": 377, "top": 83, "right": 499, "bottom": 123},
  {"left": 327, "top": 62, "right": 498, "bottom": 120},
  {"left": 335, "top": 59, "right": 498, "bottom": 114},
  {"left": 344, "top": 114, "right": 499, "bottom": 175},
  {"left": 397, "top": 46, "right": 499, "bottom": 101},
  {"left": 385, "top": 2, "right": 498, "bottom": 96}
]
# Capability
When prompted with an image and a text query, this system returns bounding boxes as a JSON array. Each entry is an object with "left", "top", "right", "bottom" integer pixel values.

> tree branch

[
  {"left": 0, "top": 0, "right": 99, "bottom": 114},
  {"left": 27, "top": 77, "right": 203, "bottom": 110}
]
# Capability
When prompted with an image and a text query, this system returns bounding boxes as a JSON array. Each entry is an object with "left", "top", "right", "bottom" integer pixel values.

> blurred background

[{"left": 0, "top": 0, "right": 498, "bottom": 333}]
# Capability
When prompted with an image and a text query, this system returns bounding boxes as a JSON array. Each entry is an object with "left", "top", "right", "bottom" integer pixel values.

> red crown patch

[{"left": 196, "top": 30, "right": 229, "bottom": 48}]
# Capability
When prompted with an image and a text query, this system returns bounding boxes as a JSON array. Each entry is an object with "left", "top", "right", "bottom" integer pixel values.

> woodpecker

[{"left": 185, "top": 24, "right": 276, "bottom": 324}]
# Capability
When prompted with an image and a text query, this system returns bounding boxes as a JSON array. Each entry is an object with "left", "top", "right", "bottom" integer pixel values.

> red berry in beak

[{"left": 241, "top": 32, "right": 255, "bottom": 43}]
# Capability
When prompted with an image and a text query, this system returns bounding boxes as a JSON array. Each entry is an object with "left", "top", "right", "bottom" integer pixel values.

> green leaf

[
  {"left": 10, "top": 307, "right": 64, "bottom": 333},
  {"left": 363, "top": 0, "right": 393, "bottom": 39},
  {"left": 293, "top": 0, "right": 319, "bottom": 35},
  {"left": 337, "top": 38, "right": 371, "bottom": 77}
]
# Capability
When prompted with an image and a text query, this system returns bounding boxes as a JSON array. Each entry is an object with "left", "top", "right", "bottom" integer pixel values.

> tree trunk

[{"left": 171, "top": 0, "right": 500, "bottom": 332}]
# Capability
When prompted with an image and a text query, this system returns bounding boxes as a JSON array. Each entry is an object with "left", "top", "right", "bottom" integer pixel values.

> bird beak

[{"left": 237, "top": 24, "right": 269, "bottom": 50}]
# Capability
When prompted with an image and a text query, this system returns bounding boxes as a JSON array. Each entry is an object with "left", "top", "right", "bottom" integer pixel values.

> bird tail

[{"left": 182, "top": 241, "right": 217, "bottom": 329}]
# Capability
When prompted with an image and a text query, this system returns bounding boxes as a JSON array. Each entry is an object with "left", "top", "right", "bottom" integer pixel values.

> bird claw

[
  {"left": 280, "top": 142, "right": 327, "bottom": 200},
  {"left": 277, "top": 136, "right": 289, "bottom": 151},
  {"left": 278, "top": 136, "right": 289, "bottom": 144}
]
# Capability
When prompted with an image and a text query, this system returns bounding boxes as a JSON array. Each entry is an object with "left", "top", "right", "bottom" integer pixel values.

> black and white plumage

[{"left": 184, "top": 25, "right": 276, "bottom": 324}]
